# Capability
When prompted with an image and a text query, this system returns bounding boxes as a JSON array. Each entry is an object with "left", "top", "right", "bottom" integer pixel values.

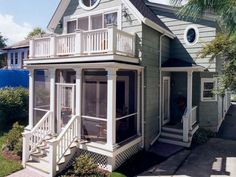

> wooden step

[
  {"left": 159, "top": 137, "right": 191, "bottom": 147},
  {"left": 162, "top": 127, "right": 183, "bottom": 134},
  {"left": 161, "top": 132, "right": 183, "bottom": 140}
]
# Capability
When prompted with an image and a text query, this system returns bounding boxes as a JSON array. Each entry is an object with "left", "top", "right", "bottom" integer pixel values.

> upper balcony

[{"left": 29, "top": 26, "right": 137, "bottom": 63}]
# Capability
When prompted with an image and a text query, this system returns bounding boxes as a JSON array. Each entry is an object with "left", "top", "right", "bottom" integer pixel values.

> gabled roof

[
  {"left": 48, "top": 0, "right": 175, "bottom": 38},
  {"left": 4, "top": 39, "right": 29, "bottom": 50}
]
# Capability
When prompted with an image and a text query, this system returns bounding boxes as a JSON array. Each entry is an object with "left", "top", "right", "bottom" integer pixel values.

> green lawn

[{"left": 0, "top": 136, "right": 22, "bottom": 177}]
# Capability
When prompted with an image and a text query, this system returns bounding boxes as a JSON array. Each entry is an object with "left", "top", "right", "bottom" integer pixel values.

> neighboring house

[
  {"left": 4, "top": 39, "right": 29, "bottom": 69},
  {"left": 22, "top": 0, "right": 231, "bottom": 176}
]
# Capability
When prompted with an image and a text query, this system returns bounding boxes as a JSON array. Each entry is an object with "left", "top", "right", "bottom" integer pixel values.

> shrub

[
  {"left": 192, "top": 128, "right": 216, "bottom": 145},
  {"left": 0, "top": 87, "right": 28, "bottom": 131},
  {"left": 109, "top": 172, "right": 126, "bottom": 177},
  {"left": 2, "top": 122, "right": 24, "bottom": 156},
  {"left": 63, "top": 155, "right": 110, "bottom": 177}
]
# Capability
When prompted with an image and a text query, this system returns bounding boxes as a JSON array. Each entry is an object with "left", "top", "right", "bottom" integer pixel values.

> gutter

[
  {"left": 150, "top": 33, "right": 166, "bottom": 146},
  {"left": 141, "top": 67, "right": 145, "bottom": 148}
]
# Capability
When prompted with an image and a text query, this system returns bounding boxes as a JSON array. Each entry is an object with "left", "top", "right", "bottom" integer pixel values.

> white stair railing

[
  {"left": 48, "top": 115, "right": 81, "bottom": 176},
  {"left": 22, "top": 111, "right": 52, "bottom": 166}
]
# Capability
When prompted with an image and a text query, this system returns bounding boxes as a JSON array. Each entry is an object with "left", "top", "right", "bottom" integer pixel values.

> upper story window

[
  {"left": 201, "top": 78, "right": 217, "bottom": 102},
  {"left": 21, "top": 51, "right": 25, "bottom": 60},
  {"left": 184, "top": 25, "right": 199, "bottom": 46},
  {"left": 10, "top": 53, "right": 14, "bottom": 65},
  {"left": 67, "top": 11, "right": 118, "bottom": 33},
  {"left": 15, "top": 52, "right": 18, "bottom": 65},
  {"left": 79, "top": 0, "right": 101, "bottom": 10},
  {"left": 67, "top": 20, "right": 77, "bottom": 33}
]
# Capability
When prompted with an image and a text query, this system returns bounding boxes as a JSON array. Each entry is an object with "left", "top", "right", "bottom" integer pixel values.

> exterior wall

[
  {"left": 150, "top": 7, "right": 218, "bottom": 72},
  {"left": 142, "top": 24, "right": 161, "bottom": 148},
  {"left": 7, "top": 48, "right": 28, "bottom": 69},
  {"left": 198, "top": 72, "right": 219, "bottom": 131}
]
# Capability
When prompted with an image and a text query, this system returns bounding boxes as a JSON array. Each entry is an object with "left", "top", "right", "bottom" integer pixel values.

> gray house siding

[{"left": 150, "top": 7, "right": 217, "bottom": 72}]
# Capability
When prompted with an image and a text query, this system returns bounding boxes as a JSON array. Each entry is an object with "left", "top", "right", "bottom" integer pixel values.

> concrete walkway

[
  {"left": 139, "top": 104, "right": 236, "bottom": 177},
  {"left": 7, "top": 168, "right": 43, "bottom": 177},
  {"left": 218, "top": 103, "right": 236, "bottom": 140}
]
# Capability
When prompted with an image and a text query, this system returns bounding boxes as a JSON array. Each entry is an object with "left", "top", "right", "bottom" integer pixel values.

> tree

[
  {"left": 0, "top": 33, "right": 7, "bottom": 48},
  {"left": 170, "top": 0, "right": 236, "bottom": 92},
  {"left": 27, "top": 27, "right": 46, "bottom": 38},
  {"left": 0, "top": 33, "right": 7, "bottom": 68}
]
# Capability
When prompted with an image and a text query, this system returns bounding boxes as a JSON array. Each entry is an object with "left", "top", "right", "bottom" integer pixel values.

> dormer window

[{"left": 80, "top": 0, "right": 101, "bottom": 10}]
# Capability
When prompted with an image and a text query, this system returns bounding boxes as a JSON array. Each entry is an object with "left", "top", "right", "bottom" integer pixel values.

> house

[
  {"left": 22, "top": 0, "right": 231, "bottom": 176},
  {"left": 3, "top": 39, "right": 29, "bottom": 69}
]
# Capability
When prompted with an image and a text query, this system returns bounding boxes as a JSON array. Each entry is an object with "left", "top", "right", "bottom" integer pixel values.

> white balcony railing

[{"left": 29, "top": 26, "right": 135, "bottom": 59}]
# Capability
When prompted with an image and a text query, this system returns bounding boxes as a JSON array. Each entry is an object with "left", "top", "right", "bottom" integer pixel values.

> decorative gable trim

[{"left": 47, "top": 0, "right": 71, "bottom": 32}]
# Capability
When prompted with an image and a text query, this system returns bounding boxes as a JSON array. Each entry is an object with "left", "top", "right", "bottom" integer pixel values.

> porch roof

[{"left": 161, "top": 58, "right": 205, "bottom": 72}]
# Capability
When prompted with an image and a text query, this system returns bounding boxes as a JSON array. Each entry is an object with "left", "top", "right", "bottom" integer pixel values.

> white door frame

[{"left": 162, "top": 76, "right": 170, "bottom": 125}]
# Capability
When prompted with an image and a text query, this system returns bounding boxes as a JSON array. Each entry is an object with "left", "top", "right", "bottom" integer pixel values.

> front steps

[
  {"left": 159, "top": 124, "right": 199, "bottom": 147},
  {"left": 25, "top": 136, "right": 78, "bottom": 177}
]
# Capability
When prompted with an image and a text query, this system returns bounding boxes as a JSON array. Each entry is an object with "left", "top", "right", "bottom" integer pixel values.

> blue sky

[{"left": 0, "top": 0, "right": 59, "bottom": 44}]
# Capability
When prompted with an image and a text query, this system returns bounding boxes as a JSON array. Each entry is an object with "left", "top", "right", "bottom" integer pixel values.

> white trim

[
  {"left": 201, "top": 78, "right": 217, "bottom": 102},
  {"left": 162, "top": 76, "right": 170, "bottom": 125},
  {"left": 25, "top": 54, "right": 139, "bottom": 65},
  {"left": 184, "top": 25, "right": 199, "bottom": 46},
  {"left": 79, "top": 0, "right": 101, "bottom": 11},
  {"left": 161, "top": 66, "right": 204, "bottom": 72}
]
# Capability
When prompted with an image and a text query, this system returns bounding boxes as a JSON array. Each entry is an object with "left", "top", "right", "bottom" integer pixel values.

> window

[
  {"left": 104, "top": 12, "right": 117, "bottom": 27},
  {"left": 116, "top": 70, "right": 137, "bottom": 143},
  {"left": 82, "top": 69, "right": 107, "bottom": 143},
  {"left": 15, "top": 52, "right": 18, "bottom": 65},
  {"left": 78, "top": 17, "right": 89, "bottom": 31},
  {"left": 201, "top": 78, "right": 217, "bottom": 102},
  {"left": 79, "top": 0, "right": 100, "bottom": 10},
  {"left": 67, "top": 20, "right": 76, "bottom": 33},
  {"left": 21, "top": 51, "right": 25, "bottom": 60},
  {"left": 34, "top": 69, "right": 50, "bottom": 125},
  {"left": 91, "top": 14, "right": 103, "bottom": 30},
  {"left": 184, "top": 25, "right": 199, "bottom": 45},
  {"left": 10, "top": 53, "right": 14, "bottom": 65}
]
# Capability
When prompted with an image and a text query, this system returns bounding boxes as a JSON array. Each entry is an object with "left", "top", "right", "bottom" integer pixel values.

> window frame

[
  {"left": 201, "top": 78, "right": 217, "bottom": 102},
  {"left": 63, "top": 6, "right": 122, "bottom": 33},
  {"left": 184, "top": 25, "right": 199, "bottom": 46},
  {"left": 79, "top": 0, "right": 101, "bottom": 11}
]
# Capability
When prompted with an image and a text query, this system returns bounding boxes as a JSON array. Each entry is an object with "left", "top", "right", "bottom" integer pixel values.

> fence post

[
  {"left": 48, "top": 140, "right": 57, "bottom": 177},
  {"left": 22, "top": 131, "right": 30, "bottom": 167},
  {"left": 107, "top": 25, "right": 117, "bottom": 54},
  {"left": 50, "top": 35, "right": 56, "bottom": 58},
  {"left": 75, "top": 30, "right": 82, "bottom": 55},
  {"left": 29, "top": 39, "right": 34, "bottom": 58}
]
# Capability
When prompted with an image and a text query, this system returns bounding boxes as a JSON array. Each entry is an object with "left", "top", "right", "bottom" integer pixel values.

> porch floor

[{"left": 164, "top": 122, "right": 183, "bottom": 130}]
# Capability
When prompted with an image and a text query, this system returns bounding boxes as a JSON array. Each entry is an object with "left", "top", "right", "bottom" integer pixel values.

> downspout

[
  {"left": 150, "top": 33, "right": 166, "bottom": 146},
  {"left": 141, "top": 67, "right": 145, "bottom": 148}
]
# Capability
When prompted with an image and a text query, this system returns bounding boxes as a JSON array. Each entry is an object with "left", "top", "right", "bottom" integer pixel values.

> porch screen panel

[
  {"left": 116, "top": 70, "right": 137, "bottom": 144},
  {"left": 33, "top": 69, "right": 50, "bottom": 125},
  {"left": 82, "top": 69, "right": 107, "bottom": 143}
]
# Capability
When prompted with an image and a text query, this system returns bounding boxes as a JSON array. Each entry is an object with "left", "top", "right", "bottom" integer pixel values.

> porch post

[
  {"left": 106, "top": 68, "right": 117, "bottom": 150},
  {"left": 183, "top": 71, "right": 193, "bottom": 142},
  {"left": 75, "top": 68, "right": 82, "bottom": 140},
  {"left": 50, "top": 68, "right": 56, "bottom": 135},
  {"left": 28, "top": 69, "right": 34, "bottom": 129},
  {"left": 187, "top": 71, "right": 193, "bottom": 130}
]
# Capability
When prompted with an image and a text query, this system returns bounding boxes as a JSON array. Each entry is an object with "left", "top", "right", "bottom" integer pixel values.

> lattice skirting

[{"left": 75, "top": 142, "right": 141, "bottom": 172}]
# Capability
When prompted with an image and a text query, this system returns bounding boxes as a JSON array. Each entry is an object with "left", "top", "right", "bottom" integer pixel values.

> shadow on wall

[{"left": 0, "top": 69, "right": 29, "bottom": 88}]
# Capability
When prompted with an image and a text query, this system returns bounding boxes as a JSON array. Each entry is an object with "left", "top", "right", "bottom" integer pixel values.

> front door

[
  {"left": 162, "top": 77, "right": 170, "bottom": 125},
  {"left": 56, "top": 83, "right": 75, "bottom": 133}
]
